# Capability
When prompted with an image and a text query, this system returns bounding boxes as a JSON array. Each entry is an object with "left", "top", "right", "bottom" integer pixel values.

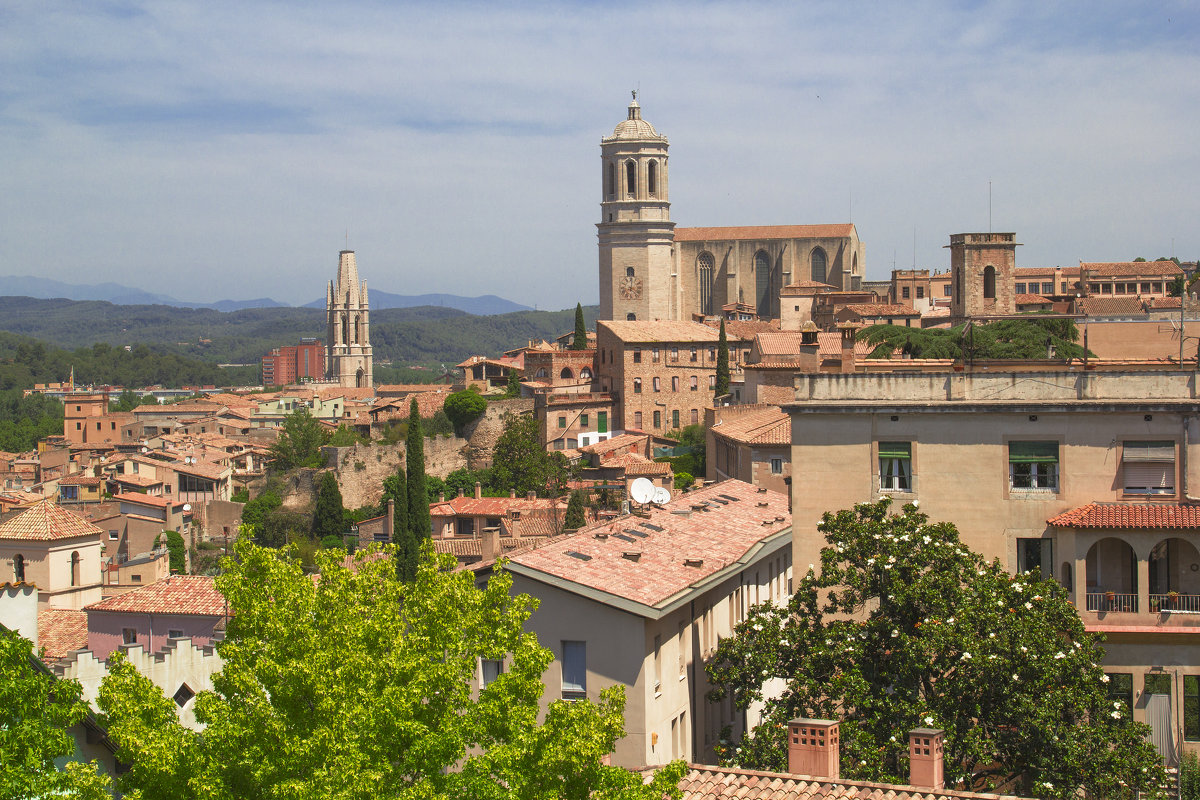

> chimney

[
  {"left": 527, "top": 491, "right": 536, "bottom": 500},
  {"left": 908, "top": 728, "right": 944, "bottom": 790},
  {"left": 510, "top": 489, "right": 516, "bottom": 499},
  {"left": 474, "top": 481, "right": 482, "bottom": 500},
  {"left": 482, "top": 526, "right": 501, "bottom": 562},
  {"left": 457, "top": 487, "right": 465, "bottom": 498},
  {"left": 838, "top": 323, "right": 859, "bottom": 374},
  {"left": 385, "top": 498, "right": 394, "bottom": 541},
  {"left": 796, "top": 322, "right": 820, "bottom": 372},
  {"left": 438, "top": 492, "right": 445, "bottom": 503},
  {"left": 787, "top": 719, "right": 839, "bottom": 779}
]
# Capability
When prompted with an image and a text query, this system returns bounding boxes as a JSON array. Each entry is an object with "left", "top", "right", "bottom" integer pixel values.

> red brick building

[{"left": 261, "top": 339, "right": 324, "bottom": 386}]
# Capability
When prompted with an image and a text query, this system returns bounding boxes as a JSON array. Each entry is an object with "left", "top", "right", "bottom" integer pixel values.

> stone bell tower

[
  {"left": 598, "top": 92, "right": 676, "bottom": 322},
  {"left": 325, "top": 250, "right": 373, "bottom": 388}
]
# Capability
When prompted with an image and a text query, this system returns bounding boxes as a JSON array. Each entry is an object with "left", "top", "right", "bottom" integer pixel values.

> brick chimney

[
  {"left": 482, "top": 526, "right": 501, "bottom": 562},
  {"left": 474, "top": 481, "right": 482, "bottom": 499},
  {"left": 838, "top": 323, "right": 859, "bottom": 374},
  {"left": 796, "top": 322, "right": 820, "bottom": 372},
  {"left": 457, "top": 487, "right": 464, "bottom": 498},
  {"left": 510, "top": 489, "right": 516, "bottom": 499},
  {"left": 908, "top": 728, "right": 944, "bottom": 790},
  {"left": 787, "top": 719, "right": 839, "bottom": 779}
]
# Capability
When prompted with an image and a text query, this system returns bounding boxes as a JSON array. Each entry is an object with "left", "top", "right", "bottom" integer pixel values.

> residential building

[
  {"left": 63, "top": 393, "right": 134, "bottom": 447},
  {"left": 456, "top": 355, "right": 520, "bottom": 394},
  {"left": 261, "top": 338, "right": 324, "bottom": 386},
  {"left": 834, "top": 303, "right": 922, "bottom": 328},
  {"left": 784, "top": 368, "right": 1200, "bottom": 764},
  {"left": 0, "top": 499, "right": 105, "bottom": 610},
  {"left": 577, "top": 432, "right": 674, "bottom": 496},
  {"left": 706, "top": 404, "right": 790, "bottom": 495},
  {"left": 57, "top": 473, "right": 104, "bottom": 505},
  {"left": 537, "top": 391, "right": 615, "bottom": 451},
  {"left": 326, "top": 249, "right": 373, "bottom": 389}
]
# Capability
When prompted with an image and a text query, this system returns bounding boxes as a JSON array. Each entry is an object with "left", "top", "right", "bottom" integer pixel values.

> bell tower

[
  {"left": 325, "top": 250, "right": 373, "bottom": 388},
  {"left": 598, "top": 92, "right": 676, "bottom": 322}
]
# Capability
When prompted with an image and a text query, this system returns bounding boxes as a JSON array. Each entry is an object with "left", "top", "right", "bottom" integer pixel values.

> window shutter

[
  {"left": 1124, "top": 462, "right": 1173, "bottom": 492},
  {"left": 1009, "top": 441, "right": 1058, "bottom": 463},
  {"left": 1122, "top": 441, "right": 1174, "bottom": 462},
  {"left": 878, "top": 442, "right": 911, "bottom": 459}
]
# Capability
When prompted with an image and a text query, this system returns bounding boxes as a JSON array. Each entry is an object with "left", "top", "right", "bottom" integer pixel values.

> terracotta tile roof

[
  {"left": 58, "top": 474, "right": 102, "bottom": 486},
  {"left": 840, "top": 304, "right": 921, "bottom": 317},
  {"left": 1049, "top": 502, "right": 1200, "bottom": 529},
  {"left": 1076, "top": 296, "right": 1146, "bottom": 317},
  {"left": 580, "top": 433, "right": 649, "bottom": 457},
  {"left": 455, "top": 355, "right": 519, "bottom": 370},
  {"left": 114, "top": 492, "right": 172, "bottom": 509},
  {"left": 134, "top": 402, "right": 224, "bottom": 415},
  {"left": 0, "top": 500, "right": 103, "bottom": 541},
  {"left": 1015, "top": 294, "right": 1052, "bottom": 305},
  {"left": 717, "top": 319, "right": 781, "bottom": 341},
  {"left": 36, "top": 608, "right": 88, "bottom": 659},
  {"left": 311, "top": 387, "right": 376, "bottom": 402},
  {"left": 598, "top": 320, "right": 723, "bottom": 344},
  {"left": 712, "top": 406, "right": 789, "bottom": 446},
  {"left": 1080, "top": 261, "right": 1183, "bottom": 277},
  {"left": 817, "top": 333, "right": 875, "bottom": 359},
  {"left": 375, "top": 383, "right": 451, "bottom": 395},
  {"left": 601, "top": 454, "right": 673, "bottom": 476},
  {"left": 85, "top": 575, "right": 225, "bottom": 616},
  {"left": 170, "top": 459, "right": 229, "bottom": 480},
  {"left": 782, "top": 280, "right": 838, "bottom": 291},
  {"left": 429, "top": 495, "right": 560, "bottom": 518},
  {"left": 111, "top": 474, "right": 162, "bottom": 488},
  {"left": 1014, "top": 266, "right": 1075, "bottom": 278},
  {"left": 674, "top": 224, "right": 856, "bottom": 242},
  {"left": 508, "top": 481, "right": 789, "bottom": 609},
  {"left": 1152, "top": 296, "right": 1183, "bottom": 309},
  {"left": 670, "top": 764, "right": 1021, "bottom": 800}
]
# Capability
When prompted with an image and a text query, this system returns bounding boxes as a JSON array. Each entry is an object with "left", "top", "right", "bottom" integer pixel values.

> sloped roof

[
  {"left": 840, "top": 304, "right": 921, "bottom": 317},
  {"left": 114, "top": 493, "right": 173, "bottom": 509},
  {"left": 601, "top": 454, "right": 673, "bottom": 476},
  {"left": 579, "top": 433, "right": 649, "bottom": 457},
  {"left": 1080, "top": 261, "right": 1183, "bottom": 276},
  {"left": 1015, "top": 294, "right": 1052, "bottom": 305},
  {"left": 0, "top": 500, "right": 103, "bottom": 541},
  {"left": 712, "top": 407, "right": 789, "bottom": 446},
  {"left": 1076, "top": 296, "right": 1146, "bottom": 317},
  {"left": 429, "top": 495, "right": 560, "bottom": 518},
  {"left": 674, "top": 224, "right": 856, "bottom": 242},
  {"left": 598, "top": 320, "right": 723, "bottom": 344},
  {"left": 36, "top": 608, "right": 88, "bottom": 658},
  {"left": 58, "top": 474, "right": 102, "bottom": 486},
  {"left": 1048, "top": 503, "right": 1200, "bottom": 529},
  {"left": 671, "top": 764, "right": 1021, "bottom": 800},
  {"left": 85, "top": 575, "right": 224, "bottom": 616}
]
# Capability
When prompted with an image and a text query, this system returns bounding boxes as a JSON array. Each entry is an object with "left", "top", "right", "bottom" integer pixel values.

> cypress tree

[
  {"left": 572, "top": 303, "right": 588, "bottom": 350},
  {"left": 714, "top": 318, "right": 730, "bottom": 400},
  {"left": 311, "top": 472, "right": 345, "bottom": 541},
  {"left": 563, "top": 489, "right": 587, "bottom": 531},
  {"left": 406, "top": 398, "right": 430, "bottom": 549}
]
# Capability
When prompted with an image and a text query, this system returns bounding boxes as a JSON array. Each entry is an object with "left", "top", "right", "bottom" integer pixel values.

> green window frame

[
  {"left": 879, "top": 442, "right": 912, "bottom": 492},
  {"left": 1107, "top": 673, "right": 1133, "bottom": 716},
  {"left": 1186, "top": 676, "right": 1200, "bottom": 741},
  {"left": 1009, "top": 441, "right": 1058, "bottom": 490}
]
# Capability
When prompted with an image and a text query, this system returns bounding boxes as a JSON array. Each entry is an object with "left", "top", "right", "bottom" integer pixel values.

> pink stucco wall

[{"left": 86, "top": 610, "right": 221, "bottom": 660}]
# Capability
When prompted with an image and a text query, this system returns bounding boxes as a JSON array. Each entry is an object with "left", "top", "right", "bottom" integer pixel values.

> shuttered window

[{"left": 1123, "top": 441, "right": 1174, "bottom": 495}]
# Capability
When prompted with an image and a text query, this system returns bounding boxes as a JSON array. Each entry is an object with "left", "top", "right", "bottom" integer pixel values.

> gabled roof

[
  {"left": 58, "top": 474, "right": 102, "bottom": 486},
  {"left": 85, "top": 575, "right": 225, "bottom": 616},
  {"left": 579, "top": 433, "right": 649, "bottom": 457},
  {"left": 0, "top": 500, "right": 103, "bottom": 541},
  {"left": 1076, "top": 296, "right": 1145, "bottom": 317},
  {"left": 37, "top": 608, "right": 88, "bottom": 658},
  {"left": 672, "top": 764, "right": 1021, "bottom": 800},
  {"left": 600, "top": 453, "right": 673, "bottom": 476},
  {"left": 1015, "top": 294, "right": 1052, "bottom": 305},
  {"left": 429, "top": 495, "right": 562, "bottom": 518},
  {"left": 113, "top": 492, "right": 173, "bottom": 509},
  {"left": 598, "top": 320, "right": 723, "bottom": 344},
  {"left": 674, "top": 224, "right": 856, "bottom": 242},
  {"left": 1049, "top": 503, "right": 1200, "bottom": 529},
  {"left": 840, "top": 304, "right": 920, "bottom": 317},
  {"left": 712, "top": 406, "right": 789, "bottom": 446}
]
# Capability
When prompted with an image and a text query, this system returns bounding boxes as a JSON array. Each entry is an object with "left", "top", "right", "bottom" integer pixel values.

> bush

[
  {"left": 231, "top": 488, "right": 249, "bottom": 504},
  {"left": 1182, "top": 751, "right": 1200, "bottom": 800},
  {"left": 443, "top": 390, "right": 487, "bottom": 434},
  {"left": 165, "top": 531, "right": 186, "bottom": 574},
  {"left": 674, "top": 471, "right": 694, "bottom": 492},
  {"left": 320, "top": 534, "right": 348, "bottom": 552},
  {"left": 426, "top": 409, "right": 455, "bottom": 438}
]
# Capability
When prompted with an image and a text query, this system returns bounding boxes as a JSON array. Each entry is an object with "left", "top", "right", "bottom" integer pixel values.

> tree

[
  {"left": 563, "top": 490, "right": 586, "bottom": 530},
  {"left": 241, "top": 490, "right": 282, "bottom": 536},
  {"left": 97, "top": 543, "right": 685, "bottom": 800},
  {"left": 164, "top": 530, "right": 186, "bottom": 573},
  {"left": 328, "top": 424, "right": 365, "bottom": 447},
  {"left": 857, "top": 319, "right": 1088, "bottom": 362},
  {"left": 572, "top": 302, "right": 588, "bottom": 350},
  {"left": 385, "top": 465, "right": 418, "bottom": 582},
  {"left": 444, "top": 389, "right": 488, "bottom": 435},
  {"left": 714, "top": 319, "right": 730, "bottom": 400},
  {"left": 311, "top": 472, "right": 346, "bottom": 541},
  {"left": 406, "top": 398, "right": 430, "bottom": 557},
  {"left": 268, "top": 407, "right": 329, "bottom": 470},
  {"left": 0, "top": 627, "right": 112, "bottom": 800},
  {"left": 490, "top": 412, "right": 569, "bottom": 499},
  {"left": 673, "top": 471, "right": 694, "bottom": 492},
  {"left": 504, "top": 366, "right": 522, "bottom": 398},
  {"left": 706, "top": 499, "right": 1165, "bottom": 798}
]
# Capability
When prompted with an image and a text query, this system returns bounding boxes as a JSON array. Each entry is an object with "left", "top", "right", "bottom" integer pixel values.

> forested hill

[{"left": 0, "top": 297, "right": 598, "bottom": 368}]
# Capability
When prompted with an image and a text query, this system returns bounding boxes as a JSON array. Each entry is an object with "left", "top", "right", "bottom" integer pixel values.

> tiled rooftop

[
  {"left": 669, "top": 764, "right": 1020, "bottom": 800},
  {"left": 58, "top": 474, "right": 102, "bottom": 486},
  {"left": 0, "top": 500, "right": 103, "bottom": 541},
  {"left": 598, "top": 320, "right": 723, "bottom": 344},
  {"left": 507, "top": 480, "right": 789, "bottom": 609},
  {"left": 114, "top": 492, "right": 173, "bottom": 509},
  {"left": 601, "top": 454, "right": 673, "bottom": 476},
  {"left": 85, "top": 575, "right": 225, "bottom": 616},
  {"left": 580, "top": 433, "right": 649, "bottom": 457},
  {"left": 712, "top": 406, "right": 789, "bottom": 446},
  {"left": 1079, "top": 261, "right": 1183, "bottom": 276},
  {"left": 674, "top": 224, "right": 856, "bottom": 242},
  {"left": 1075, "top": 296, "right": 1146, "bottom": 317},
  {"left": 36, "top": 608, "right": 88, "bottom": 658},
  {"left": 429, "top": 495, "right": 561, "bottom": 518},
  {"left": 1049, "top": 502, "right": 1200, "bottom": 529},
  {"left": 841, "top": 303, "right": 921, "bottom": 317},
  {"left": 1015, "top": 294, "right": 1052, "bottom": 305}
]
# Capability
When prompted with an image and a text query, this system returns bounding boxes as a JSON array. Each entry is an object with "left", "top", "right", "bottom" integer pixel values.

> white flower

[
  {"left": 1012, "top": 673, "right": 1020, "bottom": 681},
  {"left": 923, "top": 715, "right": 933, "bottom": 725},
  {"left": 1024, "top": 602, "right": 1033, "bottom": 610},
  {"left": 1054, "top": 651, "right": 1065, "bottom": 659},
  {"left": 1111, "top": 710, "right": 1121, "bottom": 719},
  {"left": 1033, "top": 595, "right": 1042, "bottom": 601},
  {"left": 947, "top": 617, "right": 955, "bottom": 624},
  {"left": 1020, "top": 646, "right": 1028, "bottom": 653},
  {"left": 891, "top": 629, "right": 899, "bottom": 638},
  {"left": 867, "top": 558, "right": 875, "bottom": 565},
  {"left": 808, "top": 564, "right": 815, "bottom": 571},
  {"left": 988, "top": 632, "right": 995, "bottom": 638},
  {"left": 922, "top": 535, "right": 931, "bottom": 544},
  {"left": 1100, "top": 674, "right": 1110, "bottom": 683},
  {"left": 961, "top": 652, "right": 972, "bottom": 660},
  {"left": 1113, "top": 701, "right": 1122, "bottom": 708},
  {"left": 1013, "top": 583, "right": 1023, "bottom": 592}
]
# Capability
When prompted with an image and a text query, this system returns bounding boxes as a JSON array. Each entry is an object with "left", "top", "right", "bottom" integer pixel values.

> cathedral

[
  {"left": 325, "top": 250, "right": 373, "bottom": 388},
  {"left": 598, "top": 94, "right": 866, "bottom": 322}
]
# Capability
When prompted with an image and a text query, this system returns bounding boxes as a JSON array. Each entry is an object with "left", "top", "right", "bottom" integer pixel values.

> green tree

[
  {"left": 857, "top": 318, "right": 1089, "bottom": 362},
  {"left": 97, "top": 543, "right": 685, "bottom": 800},
  {"left": 328, "top": 424, "right": 365, "bottom": 447},
  {"left": 443, "top": 389, "right": 488, "bottom": 435},
  {"left": 572, "top": 302, "right": 588, "bottom": 350},
  {"left": 563, "top": 490, "right": 586, "bottom": 530},
  {"left": 714, "top": 319, "right": 730, "bottom": 400},
  {"left": 164, "top": 530, "right": 186, "bottom": 573},
  {"left": 406, "top": 398, "right": 430, "bottom": 558},
  {"left": 241, "top": 490, "right": 282, "bottom": 535},
  {"left": 311, "top": 472, "right": 346, "bottom": 541},
  {"left": 673, "top": 471, "right": 694, "bottom": 492},
  {"left": 707, "top": 499, "right": 1165, "bottom": 798},
  {"left": 490, "top": 412, "right": 568, "bottom": 498},
  {"left": 504, "top": 365, "right": 522, "bottom": 398},
  {"left": 268, "top": 407, "right": 329, "bottom": 470},
  {"left": 0, "top": 627, "right": 112, "bottom": 800}
]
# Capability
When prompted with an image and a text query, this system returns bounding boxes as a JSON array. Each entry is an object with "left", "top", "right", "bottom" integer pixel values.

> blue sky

[{"left": 2, "top": 1, "right": 1198, "bottom": 309}]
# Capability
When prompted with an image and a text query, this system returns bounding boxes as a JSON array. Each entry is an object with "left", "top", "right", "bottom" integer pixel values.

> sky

[{"left": 2, "top": 1, "right": 1198, "bottom": 310}]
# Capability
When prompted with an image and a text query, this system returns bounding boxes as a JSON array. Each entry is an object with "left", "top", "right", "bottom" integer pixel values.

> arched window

[
  {"left": 560, "top": 367, "right": 574, "bottom": 379},
  {"left": 626, "top": 266, "right": 635, "bottom": 278},
  {"left": 535, "top": 368, "right": 548, "bottom": 378},
  {"left": 755, "top": 250, "right": 772, "bottom": 318},
  {"left": 341, "top": 315, "right": 349, "bottom": 345},
  {"left": 70, "top": 551, "right": 80, "bottom": 587},
  {"left": 648, "top": 160, "right": 658, "bottom": 196},
  {"left": 690, "top": 375, "right": 698, "bottom": 391},
  {"left": 579, "top": 367, "right": 592, "bottom": 381},
  {"left": 671, "top": 376, "right": 679, "bottom": 392},
  {"left": 653, "top": 377, "right": 661, "bottom": 392},
  {"left": 626, "top": 313, "right": 636, "bottom": 321},
  {"left": 983, "top": 265, "right": 997, "bottom": 300},
  {"left": 633, "top": 378, "right": 642, "bottom": 393},
  {"left": 606, "top": 162, "right": 615, "bottom": 198},
  {"left": 634, "top": 411, "right": 643, "bottom": 428},
  {"left": 698, "top": 252, "right": 715, "bottom": 315},
  {"left": 811, "top": 247, "right": 828, "bottom": 285},
  {"left": 356, "top": 368, "right": 365, "bottom": 388},
  {"left": 13, "top": 554, "right": 24, "bottom": 583},
  {"left": 625, "top": 160, "right": 636, "bottom": 197},
  {"left": 354, "top": 315, "right": 362, "bottom": 344}
]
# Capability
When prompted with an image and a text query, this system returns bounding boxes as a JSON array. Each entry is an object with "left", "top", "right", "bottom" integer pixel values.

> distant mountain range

[{"left": 0, "top": 275, "right": 531, "bottom": 316}]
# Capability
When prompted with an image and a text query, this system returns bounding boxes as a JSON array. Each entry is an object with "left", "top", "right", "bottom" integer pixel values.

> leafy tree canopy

[
  {"left": 490, "top": 413, "right": 572, "bottom": 498},
  {"left": 707, "top": 499, "right": 1164, "bottom": 798},
  {"left": 311, "top": 471, "right": 346, "bottom": 541},
  {"left": 857, "top": 318, "right": 1088, "bottom": 361},
  {"left": 164, "top": 530, "right": 186, "bottom": 573},
  {"left": 268, "top": 406, "right": 329, "bottom": 470},
  {"left": 97, "top": 543, "right": 685, "bottom": 800},
  {"left": 563, "top": 490, "right": 586, "bottom": 530},
  {"left": 443, "top": 389, "right": 488, "bottom": 434}
]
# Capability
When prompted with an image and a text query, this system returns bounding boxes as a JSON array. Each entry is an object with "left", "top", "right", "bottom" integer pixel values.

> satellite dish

[
  {"left": 652, "top": 487, "right": 672, "bottom": 505},
  {"left": 629, "top": 478, "right": 655, "bottom": 505},
  {"left": 182, "top": 504, "right": 192, "bottom": 513}
]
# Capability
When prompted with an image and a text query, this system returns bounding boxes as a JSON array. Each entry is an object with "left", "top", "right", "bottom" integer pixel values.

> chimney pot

[
  {"left": 510, "top": 489, "right": 516, "bottom": 499},
  {"left": 787, "top": 719, "right": 839, "bottom": 779},
  {"left": 457, "top": 487, "right": 464, "bottom": 498},
  {"left": 475, "top": 481, "right": 482, "bottom": 499},
  {"left": 908, "top": 728, "right": 944, "bottom": 790},
  {"left": 527, "top": 490, "right": 536, "bottom": 500}
]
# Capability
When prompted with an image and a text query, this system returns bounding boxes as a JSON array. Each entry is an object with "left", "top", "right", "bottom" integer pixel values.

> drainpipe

[{"left": 1185, "top": 416, "right": 1200, "bottom": 503}]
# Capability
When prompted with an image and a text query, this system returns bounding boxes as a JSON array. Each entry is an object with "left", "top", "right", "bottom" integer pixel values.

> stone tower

[
  {"left": 598, "top": 93, "right": 676, "bottom": 322},
  {"left": 325, "top": 250, "right": 373, "bottom": 388},
  {"left": 948, "top": 232, "right": 1019, "bottom": 320}
]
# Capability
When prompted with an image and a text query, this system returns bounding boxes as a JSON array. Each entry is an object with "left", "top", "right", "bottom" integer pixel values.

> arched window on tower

[
  {"left": 811, "top": 247, "right": 828, "bottom": 285},
  {"left": 755, "top": 250, "right": 772, "bottom": 318},
  {"left": 560, "top": 367, "right": 574, "bottom": 380},
  {"left": 648, "top": 160, "right": 658, "bottom": 197},
  {"left": 356, "top": 368, "right": 365, "bottom": 388},
  {"left": 698, "top": 252, "right": 715, "bottom": 315},
  {"left": 627, "top": 313, "right": 636, "bottom": 320},
  {"left": 606, "top": 162, "right": 615, "bottom": 198},
  {"left": 627, "top": 267, "right": 635, "bottom": 277},
  {"left": 341, "top": 315, "right": 349, "bottom": 346},
  {"left": 983, "top": 265, "right": 997, "bottom": 300},
  {"left": 354, "top": 315, "right": 362, "bottom": 344},
  {"left": 625, "top": 160, "right": 637, "bottom": 198}
]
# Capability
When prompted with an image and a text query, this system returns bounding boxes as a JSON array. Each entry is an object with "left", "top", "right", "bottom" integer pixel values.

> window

[
  {"left": 901, "top": 287, "right": 910, "bottom": 299},
  {"left": 770, "top": 457, "right": 783, "bottom": 475},
  {"left": 1186, "top": 676, "right": 1200, "bottom": 740},
  {"left": 1123, "top": 441, "right": 1175, "bottom": 495},
  {"left": 634, "top": 411, "right": 643, "bottom": 428},
  {"left": 13, "top": 554, "right": 24, "bottom": 583},
  {"left": 811, "top": 247, "right": 827, "bottom": 285},
  {"left": 653, "top": 377, "right": 661, "bottom": 392},
  {"left": 633, "top": 350, "right": 642, "bottom": 363},
  {"left": 708, "top": 348, "right": 716, "bottom": 360},
  {"left": 168, "top": 629, "right": 184, "bottom": 639},
  {"left": 558, "top": 416, "right": 566, "bottom": 429},
  {"left": 633, "top": 378, "right": 642, "bottom": 394},
  {"left": 598, "top": 411, "right": 607, "bottom": 433},
  {"left": 943, "top": 284, "right": 951, "bottom": 297},
  {"left": 652, "top": 634, "right": 662, "bottom": 692},
  {"left": 173, "top": 683, "right": 195, "bottom": 707},
  {"left": 652, "top": 349, "right": 660, "bottom": 362},
  {"left": 1146, "top": 673, "right": 1171, "bottom": 696},
  {"left": 562, "top": 641, "right": 586, "bottom": 699},
  {"left": 70, "top": 551, "right": 80, "bottom": 587},
  {"left": 709, "top": 375, "right": 716, "bottom": 389},
  {"left": 1108, "top": 673, "right": 1133, "bottom": 716},
  {"left": 122, "top": 628, "right": 138, "bottom": 645},
  {"left": 627, "top": 313, "right": 636, "bottom": 321},
  {"left": 878, "top": 442, "right": 911, "bottom": 492},
  {"left": 580, "top": 414, "right": 589, "bottom": 427},
  {"left": 1016, "top": 538, "right": 1053, "bottom": 579},
  {"left": 1015, "top": 282, "right": 1027, "bottom": 294},
  {"left": 606, "top": 162, "right": 615, "bottom": 197},
  {"left": 698, "top": 254, "right": 715, "bottom": 315},
  {"left": 690, "top": 376, "right": 698, "bottom": 391},
  {"left": 916, "top": 287, "right": 924, "bottom": 299},
  {"left": 671, "top": 376, "right": 679, "bottom": 392},
  {"left": 647, "top": 160, "right": 658, "bottom": 196},
  {"left": 670, "top": 348, "right": 679, "bottom": 362},
  {"left": 625, "top": 160, "right": 636, "bottom": 196},
  {"left": 691, "top": 409, "right": 699, "bottom": 425},
  {"left": 672, "top": 410, "right": 680, "bottom": 429},
  {"left": 1009, "top": 441, "right": 1058, "bottom": 490},
  {"left": 481, "top": 659, "right": 504, "bottom": 687},
  {"left": 690, "top": 348, "right": 698, "bottom": 362},
  {"left": 1041, "top": 282, "right": 1053, "bottom": 294},
  {"left": 653, "top": 411, "right": 661, "bottom": 428},
  {"left": 755, "top": 250, "right": 772, "bottom": 318}
]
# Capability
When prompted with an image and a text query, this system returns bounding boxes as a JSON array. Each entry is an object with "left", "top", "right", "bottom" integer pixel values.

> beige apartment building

[{"left": 785, "top": 369, "right": 1200, "bottom": 765}]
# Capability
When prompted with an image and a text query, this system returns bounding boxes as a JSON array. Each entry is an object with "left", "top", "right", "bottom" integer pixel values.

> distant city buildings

[{"left": 260, "top": 338, "right": 324, "bottom": 386}]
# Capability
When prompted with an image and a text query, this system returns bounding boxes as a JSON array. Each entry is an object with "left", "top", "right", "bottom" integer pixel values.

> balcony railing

[
  {"left": 1085, "top": 592, "right": 1138, "bottom": 613},
  {"left": 1149, "top": 594, "right": 1200, "bottom": 613}
]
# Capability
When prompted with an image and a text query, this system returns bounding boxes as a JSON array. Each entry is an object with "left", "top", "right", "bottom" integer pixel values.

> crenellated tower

[{"left": 325, "top": 250, "right": 373, "bottom": 388}]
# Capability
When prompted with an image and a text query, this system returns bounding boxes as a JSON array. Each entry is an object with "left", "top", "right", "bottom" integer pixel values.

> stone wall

[
  {"left": 321, "top": 437, "right": 470, "bottom": 510},
  {"left": 463, "top": 397, "right": 534, "bottom": 469}
]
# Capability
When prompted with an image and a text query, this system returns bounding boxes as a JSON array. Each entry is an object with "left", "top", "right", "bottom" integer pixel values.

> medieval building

[{"left": 325, "top": 250, "right": 373, "bottom": 389}]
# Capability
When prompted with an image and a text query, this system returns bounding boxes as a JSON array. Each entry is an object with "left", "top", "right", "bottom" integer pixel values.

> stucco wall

[{"left": 86, "top": 610, "right": 222, "bottom": 661}]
